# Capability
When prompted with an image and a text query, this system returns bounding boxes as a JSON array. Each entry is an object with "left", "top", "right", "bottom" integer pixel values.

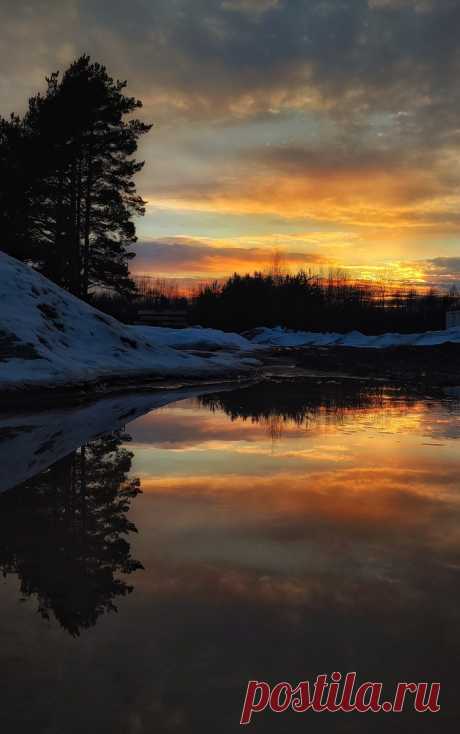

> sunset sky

[{"left": 2, "top": 0, "right": 460, "bottom": 288}]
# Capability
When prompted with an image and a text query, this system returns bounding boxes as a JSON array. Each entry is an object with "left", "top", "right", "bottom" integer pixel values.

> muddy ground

[{"left": 276, "top": 342, "right": 460, "bottom": 388}]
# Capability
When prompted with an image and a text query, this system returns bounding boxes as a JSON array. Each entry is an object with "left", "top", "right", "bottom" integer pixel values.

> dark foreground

[
  {"left": 0, "top": 379, "right": 459, "bottom": 732},
  {"left": 287, "top": 342, "right": 460, "bottom": 387}
]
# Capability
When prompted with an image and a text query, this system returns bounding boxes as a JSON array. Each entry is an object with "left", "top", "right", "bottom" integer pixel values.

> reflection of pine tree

[{"left": 0, "top": 431, "right": 142, "bottom": 636}]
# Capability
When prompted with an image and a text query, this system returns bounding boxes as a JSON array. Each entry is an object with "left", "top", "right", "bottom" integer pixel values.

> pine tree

[
  {"left": 2, "top": 55, "right": 152, "bottom": 297},
  {"left": 0, "top": 114, "right": 41, "bottom": 262}
]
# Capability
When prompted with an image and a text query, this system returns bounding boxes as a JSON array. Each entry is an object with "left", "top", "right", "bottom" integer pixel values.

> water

[{"left": 0, "top": 380, "right": 459, "bottom": 732}]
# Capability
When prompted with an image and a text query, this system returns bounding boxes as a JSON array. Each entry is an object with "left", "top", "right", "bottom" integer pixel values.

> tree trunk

[
  {"left": 69, "top": 158, "right": 78, "bottom": 295},
  {"left": 53, "top": 168, "right": 65, "bottom": 285},
  {"left": 83, "top": 145, "right": 93, "bottom": 298},
  {"left": 75, "top": 154, "right": 83, "bottom": 297}
]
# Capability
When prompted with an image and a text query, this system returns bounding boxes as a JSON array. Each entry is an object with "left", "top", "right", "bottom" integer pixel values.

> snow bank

[
  {"left": 131, "top": 325, "right": 252, "bottom": 351},
  {"left": 247, "top": 325, "right": 460, "bottom": 349},
  {"left": 0, "top": 252, "right": 258, "bottom": 392},
  {"left": 2, "top": 249, "right": 458, "bottom": 394}
]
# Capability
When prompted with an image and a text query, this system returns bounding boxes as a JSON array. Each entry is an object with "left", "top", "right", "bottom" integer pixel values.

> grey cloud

[
  {"left": 425, "top": 257, "right": 460, "bottom": 274},
  {"left": 407, "top": 257, "right": 460, "bottom": 291},
  {"left": 1, "top": 0, "right": 459, "bottom": 241},
  {"left": 131, "top": 238, "right": 330, "bottom": 274},
  {"left": 221, "top": 0, "right": 282, "bottom": 15},
  {"left": 2, "top": 0, "right": 460, "bottom": 131}
]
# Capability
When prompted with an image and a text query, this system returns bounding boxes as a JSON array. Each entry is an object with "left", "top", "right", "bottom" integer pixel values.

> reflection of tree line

[
  {"left": 0, "top": 431, "right": 142, "bottom": 637},
  {"left": 200, "top": 381, "right": 402, "bottom": 438}
]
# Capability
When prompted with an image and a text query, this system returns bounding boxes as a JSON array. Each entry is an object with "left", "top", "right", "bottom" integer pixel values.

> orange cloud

[
  {"left": 148, "top": 165, "right": 460, "bottom": 232},
  {"left": 132, "top": 237, "right": 334, "bottom": 277}
]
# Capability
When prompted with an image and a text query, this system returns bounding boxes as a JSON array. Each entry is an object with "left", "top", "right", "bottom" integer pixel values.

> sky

[{"left": 1, "top": 0, "right": 460, "bottom": 288}]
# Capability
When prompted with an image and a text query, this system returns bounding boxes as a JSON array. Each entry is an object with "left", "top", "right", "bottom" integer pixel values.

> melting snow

[
  {"left": 0, "top": 251, "right": 257, "bottom": 391},
  {"left": 247, "top": 325, "right": 460, "bottom": 349}
]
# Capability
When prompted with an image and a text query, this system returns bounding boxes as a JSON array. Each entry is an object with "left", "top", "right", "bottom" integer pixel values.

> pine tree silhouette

[
  {"left": 0, "top": 431, "right": 143, "bottom": 637},
  {"left": 0, "top": 55, "right": 151, "bottom": 297}
]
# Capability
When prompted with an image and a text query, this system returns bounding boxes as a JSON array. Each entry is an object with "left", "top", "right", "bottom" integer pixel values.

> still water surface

[{"left": 0, "top": 380, "right": 460, "bottom": 732}]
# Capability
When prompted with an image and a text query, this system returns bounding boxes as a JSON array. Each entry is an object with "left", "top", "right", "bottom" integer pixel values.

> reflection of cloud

[
  {"left": 129, "top": 392, "right": 460, "bottom": 602},
  {"left": 132, "top": 459, "right": 460, "bottom": 613},
  {"left": 128, "top": 392, "right": 432, "bottom": 451},
  {"left": 129, "top": 404, "right": 283, "bottom": 448},
  {"left": 2, "top": 381, "right": 460, "bottom": 729},
  {"left": 139, "top": 463, "right": 460, "bottom": 505}
]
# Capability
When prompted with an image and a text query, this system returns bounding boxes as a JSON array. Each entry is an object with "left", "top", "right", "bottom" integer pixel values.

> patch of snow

[
  {"left": 2, "top": 250, "right": 458, "bottom": 394},
  {"left": 131, "top": 325, "right": 252, "bottom": 351},
  {"left": 0, "top": 251, "right": 259, "bottom": 392},
  {"left": 247, "top": 325, "right": 460, "bottom": 349}
]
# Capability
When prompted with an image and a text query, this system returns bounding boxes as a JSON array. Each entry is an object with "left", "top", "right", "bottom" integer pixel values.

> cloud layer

[{"left": 1, "top": 0, "right": 459, "bottom": 282}]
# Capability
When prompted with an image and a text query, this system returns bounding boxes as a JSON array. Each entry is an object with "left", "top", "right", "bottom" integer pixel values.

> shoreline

[
  {"left": 2, "top": 342, "right": 460, "bottom": 411},
  {"left": 270, "top": 342, "right": 460, "bottom": 390},
  {"left": 0, "top": 371, "right": 259, "bottom": 411}
]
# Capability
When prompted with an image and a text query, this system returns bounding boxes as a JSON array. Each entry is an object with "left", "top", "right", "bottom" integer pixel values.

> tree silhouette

[
  {"left": 200, "top": 380, "right": 391, "bottom": 438},
  {"left": 0, "top": 114, "right": 43, "bottom": 264},
  {"left": 191, "top": 270, "right": 457, "bottom": 334},
  {"left": 0, "top": 431, "right": 143, "bottom": 636},
  {"left": 0, "top": 55, "right": 151, "bottom": 297}
]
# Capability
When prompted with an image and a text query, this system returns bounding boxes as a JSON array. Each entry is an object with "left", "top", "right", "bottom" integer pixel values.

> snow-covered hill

[{"left": 0, "top": 252, "right": 258, "bottom": 392}]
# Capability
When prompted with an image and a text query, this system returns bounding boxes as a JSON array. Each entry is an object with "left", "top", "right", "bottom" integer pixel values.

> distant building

[{"left": 446, "top": 311, "right": 460, "bottom": 329}]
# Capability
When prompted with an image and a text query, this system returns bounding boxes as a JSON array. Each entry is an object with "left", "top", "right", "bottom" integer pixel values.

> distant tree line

[
  {"left": 191, "top": 271, "right": 459, "bottom": 334},
  {"left": 91, "top": 274, "right": 188, "bottom": 322},
  {"left": 88, "top": 268, "right": 458, "bottom": 334},
  {"left": 0, "top": 55, "right": 151, "bottom": 298}
]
